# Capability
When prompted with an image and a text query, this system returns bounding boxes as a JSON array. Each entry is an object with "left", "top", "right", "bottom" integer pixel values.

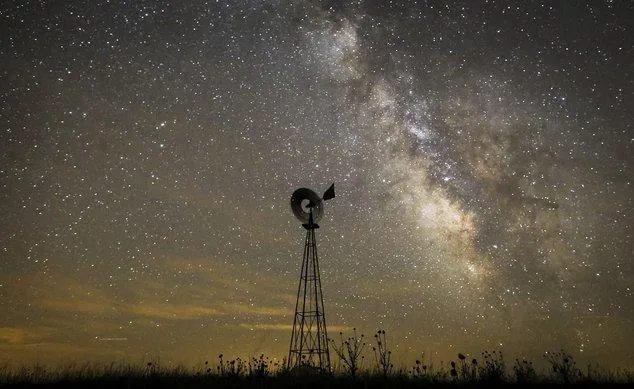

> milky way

[{"left": 1, "top": 1, "right": 632, "bottom": 368}]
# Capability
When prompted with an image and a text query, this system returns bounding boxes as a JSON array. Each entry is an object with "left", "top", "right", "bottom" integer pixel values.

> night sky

[{"left": 1, "top": 1, "right": 632, "bottom": 369}]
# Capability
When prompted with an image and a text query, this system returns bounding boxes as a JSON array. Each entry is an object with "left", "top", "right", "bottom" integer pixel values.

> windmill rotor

[
  {"left": 290, "top": 184, "right": 335, "bottom": 225},
  {"left": 290, "top": 188, "right": 323, "bottom": 224}
]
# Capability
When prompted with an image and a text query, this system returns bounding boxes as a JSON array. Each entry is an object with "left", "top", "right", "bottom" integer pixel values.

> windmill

[{"left": 287, "top": 184, "right": 335, "bottom": 371}]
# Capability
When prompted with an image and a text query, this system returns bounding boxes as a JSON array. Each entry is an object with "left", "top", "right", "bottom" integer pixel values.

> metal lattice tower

[{"left": 287, "top": 185, "right": 335, "bottom": 371}]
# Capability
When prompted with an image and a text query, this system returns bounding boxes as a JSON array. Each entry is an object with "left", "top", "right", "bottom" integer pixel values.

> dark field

[{"left": 2, "top": 353, "right": 632, "bottom": 388}]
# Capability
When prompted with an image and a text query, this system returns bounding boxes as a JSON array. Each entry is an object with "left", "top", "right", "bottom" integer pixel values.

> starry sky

[{"left": 1, "top": 0, "right": 632, "bottom": 370}]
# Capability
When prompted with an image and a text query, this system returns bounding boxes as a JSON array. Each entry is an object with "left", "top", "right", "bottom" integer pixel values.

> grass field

[{"left": 2, "top": 350, "right": 632, "bottom": 388}]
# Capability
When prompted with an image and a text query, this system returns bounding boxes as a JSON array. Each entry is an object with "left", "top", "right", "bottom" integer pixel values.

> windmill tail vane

[{"left": 323, "top": 183, "right": 335, "bottom": 201}]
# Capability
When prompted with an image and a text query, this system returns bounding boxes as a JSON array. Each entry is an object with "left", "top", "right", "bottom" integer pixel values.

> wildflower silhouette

[
  {"left": 372, "top": 330, "right": 393, "bottom": 377},
  {"left": 329, "top": 328, "right": 366, "bottom": 378}
]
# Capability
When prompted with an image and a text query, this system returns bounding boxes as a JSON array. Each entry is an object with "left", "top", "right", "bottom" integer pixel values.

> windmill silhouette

[{"left": 287, "top": 184, "right": 335, "bottom": 371}]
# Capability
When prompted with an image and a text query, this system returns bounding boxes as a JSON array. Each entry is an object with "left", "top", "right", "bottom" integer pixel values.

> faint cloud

[
  {"left": 0, "top": 327, "right": 28, "bottom": 344},
  {"left": 131, "top": 303, "right": 220, "bottom": 320},
  {"left": 239, "top": 323, "right": 292, "bottom": 331},
  {"left": 41, "top": 298, "right": 111, "bottom": 315},
  {"left": 238, "top": 323, "right": 352, "bottom": 332},
  {"left": 232, "top": 304, "right": 290, "bottom": 316}
]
